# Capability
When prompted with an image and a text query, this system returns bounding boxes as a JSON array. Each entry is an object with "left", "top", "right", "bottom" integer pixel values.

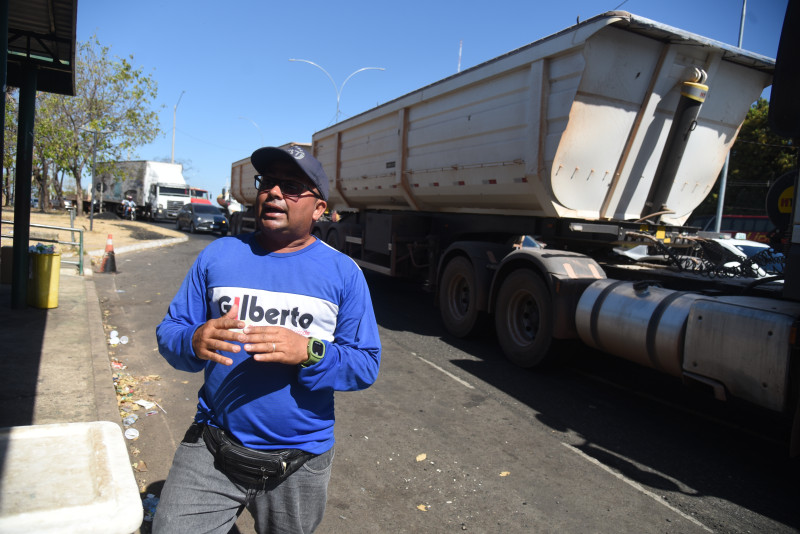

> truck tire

[
  {"left": 439, "top": 256, "right": 482, "bottom": 337},
  {"left": 494, "top": 269, "right": 554, "bottom": 367}
]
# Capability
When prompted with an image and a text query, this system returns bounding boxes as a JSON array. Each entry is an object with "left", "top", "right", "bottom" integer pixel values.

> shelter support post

[{"left": 11, "top": 67, "right": 36, "bottom": 309}]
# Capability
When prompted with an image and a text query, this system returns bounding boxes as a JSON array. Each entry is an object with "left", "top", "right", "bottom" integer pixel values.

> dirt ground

[{"left": 1, "top": 208, "right": 184, "bottom": 256}]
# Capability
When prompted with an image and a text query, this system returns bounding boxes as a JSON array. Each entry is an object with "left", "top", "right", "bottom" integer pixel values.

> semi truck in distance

[
  {"left": 91, "top": 160, "right": 190, "bottom": 221},
  {"left": 231, "top": 11, "right": 799, "bottom": 454}
]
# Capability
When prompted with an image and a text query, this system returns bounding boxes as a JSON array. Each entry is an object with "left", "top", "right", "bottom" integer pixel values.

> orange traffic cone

[{"left": 96, "top": 234, "right": 117, "bottom": 273}]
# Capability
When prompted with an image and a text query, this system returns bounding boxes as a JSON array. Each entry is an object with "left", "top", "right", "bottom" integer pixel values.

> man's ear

[{"left": 312, "top": 200, "right": 328, "bottom": 221}]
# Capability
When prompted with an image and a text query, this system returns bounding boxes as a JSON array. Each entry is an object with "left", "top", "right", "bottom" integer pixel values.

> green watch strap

[{"left": 302, "top": 338, "right": 326, "bottom": 367}]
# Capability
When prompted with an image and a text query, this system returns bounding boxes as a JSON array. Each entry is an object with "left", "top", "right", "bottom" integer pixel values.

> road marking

[
  {"left": 416, "top": 355, "right": 474, "bottom": 389},
  {"left": 562, "top": 442, "right": 712, "bottom": 532}
]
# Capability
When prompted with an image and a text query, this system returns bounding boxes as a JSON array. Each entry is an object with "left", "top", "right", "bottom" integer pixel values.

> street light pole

[
  {"left": 714, "top": 0, "right": 747, "bottom": 232},
  {"left": 288, "top": 59, "right": 385, "bottom": 123},
  {"left": 80, "top": 126, "right": 113, "bottom": 231},
  {"left": 171, "top": 90, "right": 186, "bottom": 163}
]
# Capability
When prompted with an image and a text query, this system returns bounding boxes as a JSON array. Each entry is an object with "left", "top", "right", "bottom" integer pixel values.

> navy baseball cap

[{"left": 250, "top": 145, "right": 330, "bottom": 201}]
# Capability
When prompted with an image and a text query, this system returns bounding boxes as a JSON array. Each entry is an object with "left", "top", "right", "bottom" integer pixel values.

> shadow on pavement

[
  {"left": 364, "top": 269, "right": 800, "bottom": 532},
  {"left": 0, "top": 286, "right": 46, "bottom": 428}
]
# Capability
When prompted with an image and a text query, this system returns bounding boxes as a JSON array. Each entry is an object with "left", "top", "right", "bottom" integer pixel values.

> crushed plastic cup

[
  {"left": 120, "top": 336, "right": 129, "bottom": 344},
  {"left": 124, "top": 428, "right": 139, "bottom": 440},
  {"left": 110, "top": 330, "right": 119, "bottom": 338},
  {"left": 122, "top": 414, "right": 139, "bottom": 427}
]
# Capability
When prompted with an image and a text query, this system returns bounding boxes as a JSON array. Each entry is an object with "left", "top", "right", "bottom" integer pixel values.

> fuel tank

[{"left": 575, "top": 279, "right": 703, "bottom": 376}]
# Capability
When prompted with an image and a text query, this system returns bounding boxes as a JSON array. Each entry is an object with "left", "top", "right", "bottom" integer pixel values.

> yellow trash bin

[{"left": 28, "top": 252, "right": 61, "bottom": 309}]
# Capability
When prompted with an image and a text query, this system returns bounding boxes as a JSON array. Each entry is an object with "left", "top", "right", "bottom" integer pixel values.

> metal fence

[{"left": 1, "top": 212, "right": 85, "bottom": 275}]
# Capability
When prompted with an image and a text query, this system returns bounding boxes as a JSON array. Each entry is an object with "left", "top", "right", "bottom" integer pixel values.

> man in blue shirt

[{"left": 154, "top": 145, "right": 381, "bottom": 533}]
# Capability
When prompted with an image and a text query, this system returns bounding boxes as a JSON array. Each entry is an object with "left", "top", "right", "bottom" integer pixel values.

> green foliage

[
  {"left": 3, "top": 91, "right": 18, "bottom": 204},
  {"left": 2, "top": 36, "right": 162, "bottom": 210},
  {"left": 695, "top": 98, "right": 797, "bottom": 216}
]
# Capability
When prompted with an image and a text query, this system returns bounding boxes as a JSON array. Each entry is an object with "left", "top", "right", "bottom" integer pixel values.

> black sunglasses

[{"left": 254, "top": 175, "right": 321, "bottom": 199}]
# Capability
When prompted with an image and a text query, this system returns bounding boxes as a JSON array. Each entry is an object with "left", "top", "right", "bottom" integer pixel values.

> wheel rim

[
  {"left": 446, "top": 275, "right": 471, "bottom": 321},
  {"left": 505, "top": 289, "right": 540, "bottom": 347}
]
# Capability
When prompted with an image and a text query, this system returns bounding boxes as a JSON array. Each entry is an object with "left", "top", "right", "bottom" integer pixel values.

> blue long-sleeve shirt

[{"left": 156, "top": 234, "right": 381, "bottom": 454}]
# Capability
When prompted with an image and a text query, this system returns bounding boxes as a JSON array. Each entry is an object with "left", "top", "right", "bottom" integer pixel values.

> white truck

[
  {"left": 232, "top": 12, "right": 799, "bottom": 454},
  {"left": 93, "top": 160, "right": 190, "bottom": 220}
]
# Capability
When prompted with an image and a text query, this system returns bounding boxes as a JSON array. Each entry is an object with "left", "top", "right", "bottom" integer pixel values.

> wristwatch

[{"left": 302, "top": 337, "right": 326, "bottom": 367}]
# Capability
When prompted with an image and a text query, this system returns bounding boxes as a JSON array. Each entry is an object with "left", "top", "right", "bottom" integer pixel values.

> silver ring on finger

[{"left": 272, "top": 342, "right": 276, "bottom": 353}]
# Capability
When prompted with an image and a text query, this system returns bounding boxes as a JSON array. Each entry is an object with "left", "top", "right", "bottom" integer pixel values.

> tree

[
  {"left": 3, "top": 90, "right": 18, "bottom": 205},
  {"left": 5, "top": 38, "right": 162, "bottom": 213},
  {"left": 63, "top": 37, "right": 161, "bottom": 213},
  {"left": 33, "top": 92, "right": 66, "bottom": 211},
  {"left": 696, "top": 98, "right": 797, "bottom": 215},
  {"left": 31, "top": 36, "right": 161, "bottom": 213}
]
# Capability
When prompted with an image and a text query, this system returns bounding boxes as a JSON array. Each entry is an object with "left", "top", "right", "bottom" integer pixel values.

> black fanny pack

[{"left": 202, "top": 424, "right": 314, "bottom": 486}]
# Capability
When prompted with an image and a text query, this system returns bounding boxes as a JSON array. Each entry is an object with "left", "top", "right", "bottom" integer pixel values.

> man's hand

[
  {"left": 191, "top": 305, "right": 247, "bottom": 366},
  {"left": 241, "top": 325, "right": 309, "bottom": 365}
]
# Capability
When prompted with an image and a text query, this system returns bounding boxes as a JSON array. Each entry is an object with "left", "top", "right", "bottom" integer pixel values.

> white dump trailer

[
  {"left": 234, "top": 12, "right": 799, "bottom": 454},
  {"left": 315, "top": 12, "right": 771, "bottom": 225}
]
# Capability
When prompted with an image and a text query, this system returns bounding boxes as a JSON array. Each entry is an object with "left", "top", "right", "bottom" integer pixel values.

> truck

[
  {"left": 190, "top": 187, "right": 213, "bottom": 205},
  {"left": 230, "top": 11, "right": 799, "bottom": 454},
  {"left": 92, "top": 160, "right": 190, "bottom": 220}
]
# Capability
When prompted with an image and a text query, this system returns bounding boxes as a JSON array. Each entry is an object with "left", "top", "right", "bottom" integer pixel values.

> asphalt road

[{"left": 94, "top": 223, "right": 799, "bottom": 534}]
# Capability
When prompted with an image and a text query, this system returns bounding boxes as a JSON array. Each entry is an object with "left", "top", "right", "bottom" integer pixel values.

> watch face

[{"left": 311, "top": 340, "right": 325, "bottom": 357}]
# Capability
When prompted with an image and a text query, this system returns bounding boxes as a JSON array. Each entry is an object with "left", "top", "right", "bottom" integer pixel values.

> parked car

[{"left": 175, "top": 203, "right": 229, "bottom": 236}]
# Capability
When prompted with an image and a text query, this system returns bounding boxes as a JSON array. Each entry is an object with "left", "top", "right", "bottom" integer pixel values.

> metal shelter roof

[{"left": 6, "top": 0, "right": 78, "bottom": 95}]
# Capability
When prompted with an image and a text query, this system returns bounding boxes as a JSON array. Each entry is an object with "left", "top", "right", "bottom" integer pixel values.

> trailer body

[
  {"left": 93, "top": 160, "right": 189, "bottom": 220},
  {"left": 313, "top": 11, "right": 771, "bottom": 225}
]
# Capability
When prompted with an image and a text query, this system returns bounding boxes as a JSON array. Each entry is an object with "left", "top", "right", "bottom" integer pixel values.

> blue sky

[{"left": 76, "top": 0, "right": 788, "bottom": 198}]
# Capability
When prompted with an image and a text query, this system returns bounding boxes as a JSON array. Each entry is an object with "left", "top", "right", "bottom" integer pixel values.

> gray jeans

[{"left": 153, "top": 424, "right": 334, "bottom": 534}]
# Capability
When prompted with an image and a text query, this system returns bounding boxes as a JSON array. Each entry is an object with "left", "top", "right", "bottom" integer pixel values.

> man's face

[{"left": 255, "top": 160, "right": 327, "bottom": 242}]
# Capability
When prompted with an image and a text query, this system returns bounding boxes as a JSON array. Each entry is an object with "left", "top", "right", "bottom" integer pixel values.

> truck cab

[
  {"left": 189, "top": 187, "right": 212, "bottom": 205},
  {"left": 148, "top": 183, "right": 190, "bottom": 221}
]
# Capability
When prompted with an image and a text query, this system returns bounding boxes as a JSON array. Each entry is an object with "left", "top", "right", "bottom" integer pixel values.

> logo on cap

[{"left": 287, "top": 146, "right": 306, "bottom": 160}]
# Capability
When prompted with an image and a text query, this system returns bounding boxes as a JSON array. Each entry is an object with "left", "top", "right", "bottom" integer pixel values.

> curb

[
  {"left": 76, "top": 236, "right": 187, "bottom": 426},
  {"left": 86, "top": 236, "right": 189, "bottom": 258},
  {"left": 85, "top": 276, "right": 123, "bottom": 428}
]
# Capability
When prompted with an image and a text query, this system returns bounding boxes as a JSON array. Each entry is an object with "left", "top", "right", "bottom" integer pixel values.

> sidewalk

[
  {"left": 0, "top": 233, "right": 186, "bottom": 533},
  {"left": 0, "top": 234, "right": 188, "bottom": 427},
  {"left": 0, "top": 266, "right": 120, "bottom": 428}
]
